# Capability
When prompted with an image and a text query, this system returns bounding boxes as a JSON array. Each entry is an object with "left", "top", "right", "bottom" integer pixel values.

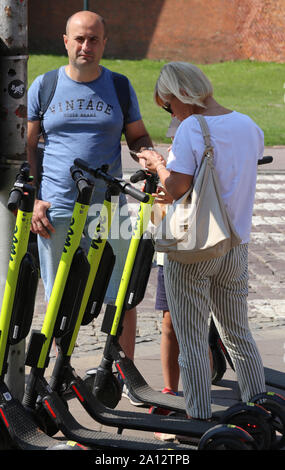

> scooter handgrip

[
  {"left": 77, "top": 178, "right": 92, "bottom": 194},
  {"left": 74, "top": 158, "right": 91, "bottom": 173},
  {"left": 258, "top": 156, "right": 273, "bottom": 165},
  {"left": 7, "top": 188, "right": 23, "bottom": 211},
  {"left": 130, "top": 169, "right": 148, "bottom": 184},
  {"left": 123, "top": 183, "right": 149, "bottom": 202}
]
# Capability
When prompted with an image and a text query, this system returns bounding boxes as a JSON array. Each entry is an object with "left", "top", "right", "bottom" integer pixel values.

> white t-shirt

[{"left": 166, "top": 111, "right": 264, "bottom": 243}]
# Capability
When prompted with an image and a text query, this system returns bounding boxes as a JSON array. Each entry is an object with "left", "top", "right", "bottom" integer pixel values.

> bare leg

[
  {"left": 161, "top": 310, "right": 180, "bottom": 392},
  {"left": 119, "top": 307, "right": 137, "bottom": 360}
]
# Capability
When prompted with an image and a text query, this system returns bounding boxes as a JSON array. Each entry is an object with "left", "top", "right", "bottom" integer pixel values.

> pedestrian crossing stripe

[
  {"left": 250, "top": 232, "right": 285, "bottom": 243},
  {"left": 252, "top": 216, "right": 285, "bottom": 225},
  {"left": 257, "top": 174, "right": 285, "bottom": 181},
  {"left": 257, "top": 184, "right": 285, "bottom": 190},
  {"left": 255, "top": 192, "right": 285, "bottom": 199},
  {"left": 255, "top": 203, "right": 285, "bottom": 210}
]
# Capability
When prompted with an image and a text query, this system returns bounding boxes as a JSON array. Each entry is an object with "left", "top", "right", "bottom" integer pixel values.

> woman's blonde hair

[{"left": 154, "top": 62, "right": 213, "bottom": 109}]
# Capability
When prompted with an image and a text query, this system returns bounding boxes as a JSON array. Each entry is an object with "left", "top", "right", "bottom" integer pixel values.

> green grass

[{"left": 28, "top": 55, "right": 285, "bottom": 145}]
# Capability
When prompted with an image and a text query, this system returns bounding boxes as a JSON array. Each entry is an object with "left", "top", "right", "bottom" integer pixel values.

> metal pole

[
  {"left": 0, "top": 0, "right": 28, "bottom": 400},
  {"left": 83, "top": 0, "right": 89, "bottom": 10}
]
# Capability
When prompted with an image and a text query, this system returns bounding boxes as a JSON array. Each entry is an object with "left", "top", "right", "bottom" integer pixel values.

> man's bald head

[{"left": 65, "top": 11, "right": 107, "bottom": 38}]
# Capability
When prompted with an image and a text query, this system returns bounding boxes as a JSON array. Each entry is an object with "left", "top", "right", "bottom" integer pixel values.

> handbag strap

[
  {"left": 192, "top": 114, "right": 214, "bottom": 158},
  {"left": 191, "top": 115, "right": 214, "bottom": 181}
]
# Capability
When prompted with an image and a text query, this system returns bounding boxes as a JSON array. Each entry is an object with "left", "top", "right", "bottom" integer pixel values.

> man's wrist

[
  {"left": 156, "top": 163, "right": 166, "bottom": 172},
  {"left": 139, "top": 146, "right": 154, "bottom": 152}
]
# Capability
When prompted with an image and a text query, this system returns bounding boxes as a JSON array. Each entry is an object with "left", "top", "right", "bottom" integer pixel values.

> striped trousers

[{"left": 164, "top": 243, "right": 266, "bottom": 419}]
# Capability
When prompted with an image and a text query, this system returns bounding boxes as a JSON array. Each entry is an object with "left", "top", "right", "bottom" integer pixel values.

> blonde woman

[{"left": 139, "top": 62, "right": 266, "bottom": 420}]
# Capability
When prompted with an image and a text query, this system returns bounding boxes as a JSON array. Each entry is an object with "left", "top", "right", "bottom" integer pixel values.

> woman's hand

[
  {"left": 138, "top": 149, "right": 166, "bottom": 173},
  {"left": 139, "top": 149, "right": 193, "bottom": 200},
  {"left": 153, "top": 185, "right": 174, "bottom": 204}
]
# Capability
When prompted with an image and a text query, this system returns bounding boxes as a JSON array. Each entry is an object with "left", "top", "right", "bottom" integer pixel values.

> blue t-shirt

[{"left": 28, "top": 66, "right": 141, "bottom": 211}]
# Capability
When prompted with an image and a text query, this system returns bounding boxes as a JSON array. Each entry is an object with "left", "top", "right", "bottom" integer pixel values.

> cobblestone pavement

[{"left": 29, "top": 160, "right": 285, "bottom": 359}]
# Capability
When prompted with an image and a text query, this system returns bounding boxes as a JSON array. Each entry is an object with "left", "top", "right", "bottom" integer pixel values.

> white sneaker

[{"left": 122, "top": 384, "right": 144, "bottom": 406}]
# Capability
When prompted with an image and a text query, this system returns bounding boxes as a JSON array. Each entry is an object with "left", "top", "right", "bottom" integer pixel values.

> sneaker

[
  {"left": 149, "top": 387, "right": 178, "bottom": 416},
  {"left": 154, "top": 431, "right": 177, "bottom": 442},
  {"left": 121, "top": 384, "right": 144, "bottom": 407}
]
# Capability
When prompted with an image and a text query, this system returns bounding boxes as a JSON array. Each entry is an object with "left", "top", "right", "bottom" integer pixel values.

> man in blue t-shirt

[{"left": 27, "top": 10, "right": 153, "bottom": 366}]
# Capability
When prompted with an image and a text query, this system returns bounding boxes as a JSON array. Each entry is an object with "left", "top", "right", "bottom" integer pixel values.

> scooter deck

[
  {"left": 265, "top": 367, "right": 285, "bottom": 391},
  {"left": 116, "top": 356, "right": 230, "bottom": 415},
  {"left": 38, "top": 377, "right": 191, "bottom": 450},
  {"left": 63, "top": 365, "right": 227, "bottom": 439},
  {"left": 0, "top": 382, "right": 76, "bottom": 450}
]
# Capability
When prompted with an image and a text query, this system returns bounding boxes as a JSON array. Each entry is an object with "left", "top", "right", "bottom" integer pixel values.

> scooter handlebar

[
  {"left": 258, "top": 156, "right": 273, "bottom": 165},
  {"left": 73, "top": 158, "right": 149, "bottom": 203},
  {"left": 130, "top": 169, "right": 149, "bottom": 184},
  {"left": 7, "top": 187, "right": 23, "bottom": 212},
  {"left": 7, "top": 162, "right": 35, "bottom": 212},
  {"left": 120, "top": 182, "right": 149, "bottom": 202}
]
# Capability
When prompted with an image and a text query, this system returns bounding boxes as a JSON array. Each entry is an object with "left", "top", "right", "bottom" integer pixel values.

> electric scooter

[
  {"left": 209, "top": 153, "right": 285, "bottom": 394},
  {"left": 66, "top": 161, "right": 274, "bottom": 450},
  {"left": 209, "top": 316, "right": 285, "bottom": 449},
  {"left": 210, "top": 316, "right": 285, "bottom": 392},
  {"left": 22, "top": 163, "right": 200, "bottom": 451},
  {"left": 0, "top": 162, "right": 87, "bottom": 450}
]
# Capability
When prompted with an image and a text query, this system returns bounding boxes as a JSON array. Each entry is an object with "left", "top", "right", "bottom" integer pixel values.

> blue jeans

[{"left": 38, "top": 196, "right": 133, "bottom": 303}]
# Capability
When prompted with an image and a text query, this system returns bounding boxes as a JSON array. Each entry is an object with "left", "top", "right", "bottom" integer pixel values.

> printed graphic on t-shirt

[{"left": 48, "top": 97, "right": 114, "bottom": 119}]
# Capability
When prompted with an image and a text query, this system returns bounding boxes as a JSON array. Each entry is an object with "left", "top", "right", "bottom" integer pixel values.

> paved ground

[{"left": 13, "top": 144, "right": 285, "bottom": 454}]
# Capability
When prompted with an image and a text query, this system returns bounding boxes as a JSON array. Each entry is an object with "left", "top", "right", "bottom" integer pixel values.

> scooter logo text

[
  {"left": 63, "top": 218, "right": 75, "bottom": 253},
  {"left": 10, "top": 225, "right": 18, "bottom": 261}
]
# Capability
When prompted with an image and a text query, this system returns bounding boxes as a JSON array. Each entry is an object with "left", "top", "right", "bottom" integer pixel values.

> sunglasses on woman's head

[{"left": 162, "top": 102, "right": 173, "bottom": 114}]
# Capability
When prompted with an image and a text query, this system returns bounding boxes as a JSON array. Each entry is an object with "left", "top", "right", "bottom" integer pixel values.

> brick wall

[{"left": 28, "top": 0, "right": 285, "bottom": 63}]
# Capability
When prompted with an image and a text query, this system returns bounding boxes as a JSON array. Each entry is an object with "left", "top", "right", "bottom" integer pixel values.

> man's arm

[
  {"left": 124, "top": 119, "right": 153, "bottom": 166},
  {"left": 27, "top": 120, "right": 55, "bottom": 238},
  {"left": 27, "top": 120, "right": 41, "bottom": 185}
]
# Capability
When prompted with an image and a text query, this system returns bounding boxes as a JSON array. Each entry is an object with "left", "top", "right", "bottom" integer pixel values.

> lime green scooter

[{"left": 0, "top": 162, "right": 87, "bottom": 450}]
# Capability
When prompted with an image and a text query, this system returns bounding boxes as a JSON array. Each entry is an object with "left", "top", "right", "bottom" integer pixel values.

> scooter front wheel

[
  {"left": 83, "top": 368, "right": 122, "bottom": 409},
  {"left": 35, "top": 397, "right": 69, "bottom": 437}
]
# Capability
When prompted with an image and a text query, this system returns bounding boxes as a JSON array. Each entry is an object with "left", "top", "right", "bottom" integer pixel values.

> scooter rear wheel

[
  {"left": 223, "top": 407, "right": 272, "bottom": 450},
  {"left": 250, "top": 392, "right": 285, "bottom": 449},
  {"left": 198, "top": 424, "right": 257, "bottom": 450},
  {"left": 0, "top": 415, "right": 13, "bottom": 449}
]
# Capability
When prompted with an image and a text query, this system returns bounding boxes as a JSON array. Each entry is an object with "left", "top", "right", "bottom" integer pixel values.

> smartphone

[{"left": 129, "top": 150, "right": 139, "bottom": 158}]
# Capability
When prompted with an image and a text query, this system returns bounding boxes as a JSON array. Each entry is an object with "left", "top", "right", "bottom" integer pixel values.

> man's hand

[{"left": 31, "top": 199, "right": 55, "bottom": 238}]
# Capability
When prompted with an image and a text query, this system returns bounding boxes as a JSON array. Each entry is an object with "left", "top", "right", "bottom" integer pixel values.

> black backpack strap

[
  {"left": 111, "top": 71, "right": 131, "bottom": 134},
  {"left": 38, "top": 68, "right": 59, "bottom": 133}
]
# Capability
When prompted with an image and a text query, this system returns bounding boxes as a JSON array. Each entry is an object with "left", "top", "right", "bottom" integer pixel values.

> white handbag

[{"left": 154, "top": 114, "right": 242, "bottom": 264}]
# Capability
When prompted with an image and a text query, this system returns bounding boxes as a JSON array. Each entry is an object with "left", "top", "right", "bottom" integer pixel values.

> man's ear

[{"left": 63, "top": 34, "right": 68, "bottom": 50}]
